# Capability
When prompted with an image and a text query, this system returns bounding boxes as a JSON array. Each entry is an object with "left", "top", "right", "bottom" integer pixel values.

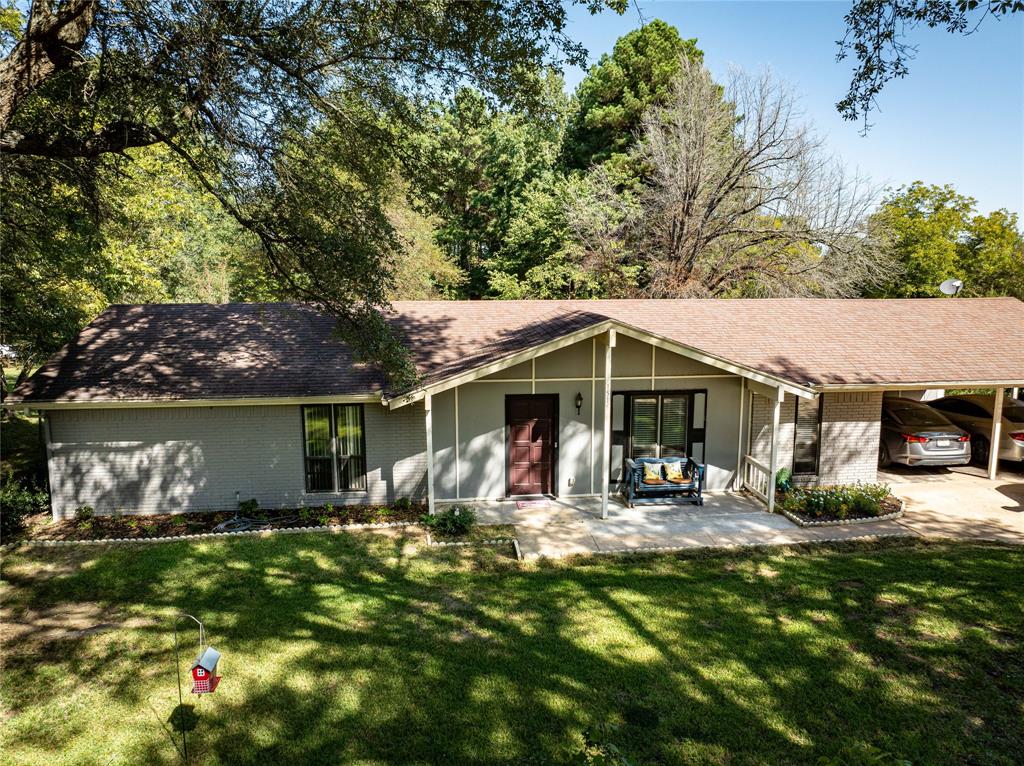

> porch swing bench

[{"left": 623, "top": 456, "right": 705, "bottom": 508}]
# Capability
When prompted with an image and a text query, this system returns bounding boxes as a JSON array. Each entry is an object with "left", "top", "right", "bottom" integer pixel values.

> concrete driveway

[{"left": 880, "top": 461, "right": 1024, "bottom": 544}]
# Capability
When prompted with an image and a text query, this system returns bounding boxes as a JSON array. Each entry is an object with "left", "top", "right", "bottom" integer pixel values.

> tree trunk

[{"left": 0, "top": 0, "right": 98, "bottom": 133}]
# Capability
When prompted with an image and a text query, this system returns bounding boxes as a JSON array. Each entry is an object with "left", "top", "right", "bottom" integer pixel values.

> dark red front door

[{"left": 506, "top": 395, "right": 557, "bottom": 496}]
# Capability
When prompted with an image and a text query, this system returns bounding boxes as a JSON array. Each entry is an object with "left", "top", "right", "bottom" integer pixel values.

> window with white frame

[{"left": 302, "top": 404, "right": 367, "bottom": 492}]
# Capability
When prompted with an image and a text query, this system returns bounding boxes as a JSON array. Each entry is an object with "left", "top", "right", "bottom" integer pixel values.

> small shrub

[
  {"left": 393, "top": 496, "right": 412, "bottom": 511},
  {"left": 238, "top": 497, "right": 259, "bottom": 515},
  {"left": 783, "top": 483, "right": 892, "bottom": 520},
  {"left": 323, "top": 502, "right": 334, "bottom": 516},
  {"left": 172, "top": 515, "right": 188, "bottom": 527},
  {"left": 370, "top": 506, "right": 393, "bottom": 523},
  {"left": 1, "top": 479, "right": 48, "bottom": 539},
  {"left": 74, "top": 505, "right": 95, "bottom": 522},
  {"left": 775, "top": 467, "right": 792, "bottom": 494},
  {"left": 299, "top": 507, "right": 315, "bottom": 522},
  {"left": 421, "top": 504, "right": 477, "bottom": 536}
]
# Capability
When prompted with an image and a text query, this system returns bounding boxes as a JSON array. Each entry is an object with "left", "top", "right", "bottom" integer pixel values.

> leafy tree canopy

[
  {"left": 837, "top": 0, "right": 1023, "bottom": 127},
  {"left": 0, "top": 0, "right": 617, "bottom": 388},
  {"left": 868, "top": 182, "right": 1024, "bottom": 298}
]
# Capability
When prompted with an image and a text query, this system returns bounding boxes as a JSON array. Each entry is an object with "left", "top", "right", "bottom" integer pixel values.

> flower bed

[
  {"left": 14, "top": 502, "right": 425, "bottom": 543},
  {"left": 778, "top": 483, "right": 903, "bottom": 526}
]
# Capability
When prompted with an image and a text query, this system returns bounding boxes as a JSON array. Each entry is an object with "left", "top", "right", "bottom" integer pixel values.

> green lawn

[{"left": 2, "top": 535, "right": 1022, "bottom": 765}]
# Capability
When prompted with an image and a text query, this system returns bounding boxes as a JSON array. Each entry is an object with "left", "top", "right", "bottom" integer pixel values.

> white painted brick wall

[
  {"left": 46, "top": 403, "right": 427, "bottom": 519},
  {"left": 749, "top": 391, "right": 881, "bottom": 486}
]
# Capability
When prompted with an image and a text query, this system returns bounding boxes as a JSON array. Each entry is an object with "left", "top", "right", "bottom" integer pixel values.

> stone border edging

[
  {"left": 778, "top": 498, "right": 905, "bottom": 528},
  {"left": 424, "top": 530, "right": 519, "bottom": 549},
  {"left": 0, "top": 520, "right": 416, "bottom": 552}
]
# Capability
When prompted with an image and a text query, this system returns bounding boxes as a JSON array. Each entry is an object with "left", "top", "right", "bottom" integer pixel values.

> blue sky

[{"left": 561, "top": 1, "right": 1024, "bottom": 216}]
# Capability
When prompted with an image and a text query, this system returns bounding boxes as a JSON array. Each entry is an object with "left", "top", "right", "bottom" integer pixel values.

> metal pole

[
  {"left": 173, "top": 620, "right": 188, "bottom": 764},
  {"left": 173, "top": 614, "right": 203, "bottom": 764}
]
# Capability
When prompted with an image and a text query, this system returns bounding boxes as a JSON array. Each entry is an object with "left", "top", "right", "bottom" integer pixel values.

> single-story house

[{"left": 7, "top": 298, "right": 1024, "bottom": 521}]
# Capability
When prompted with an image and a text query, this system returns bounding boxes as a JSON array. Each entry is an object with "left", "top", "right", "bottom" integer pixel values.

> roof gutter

[
  {"left": 814, "top": 380, "right": 1024, "bottom": 393},
  {"left": 2, "top": 393, "right": 382, "bottom": 411}
]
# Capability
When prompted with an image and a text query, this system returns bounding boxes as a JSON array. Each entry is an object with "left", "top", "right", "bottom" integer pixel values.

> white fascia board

[
  {"left": 386, "top": 317, "right": 816, "bottom": 409},
  {"left": 384, "top": 320, "right": 617, "bottom": 409},
  {"left": 8, "top": 393, "right": 383, "bottom": 411},
  {"left": 815, "top": 380, "right": 1024, "bottom": 393}
]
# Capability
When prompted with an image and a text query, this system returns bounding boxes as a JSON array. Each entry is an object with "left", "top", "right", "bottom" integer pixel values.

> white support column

[
  {"left": 733, "top": 378, "right": 746, "bottom": 490},
  {"left": 988, "top": 387, "right": 1004, "bottom": 481},
  {"left": 767, "top": 386, "right": 784, "bottom": 514},
  {"left": 600, "top": 329, "right": 616, "bottom": 520},
  {"left": 424, "top": 392, "right": 436, "bottom": 515}
]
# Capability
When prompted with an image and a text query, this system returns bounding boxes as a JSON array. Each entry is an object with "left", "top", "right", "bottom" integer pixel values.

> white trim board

[{"left": 384, "top": 318, "right": 817, "bottom": 409}]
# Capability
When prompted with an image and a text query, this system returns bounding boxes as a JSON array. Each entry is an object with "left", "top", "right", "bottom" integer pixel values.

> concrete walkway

[
  {"left": 473, "top": 494, "right": 914, "bottom": 560},
  {"left": 470, "top": 462, "right": 1024, "bottom": 559}
]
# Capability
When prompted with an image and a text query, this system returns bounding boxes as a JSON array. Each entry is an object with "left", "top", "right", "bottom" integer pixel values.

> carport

[{"left": 877, "top": 385, "right": 1023, "bottom": 481}]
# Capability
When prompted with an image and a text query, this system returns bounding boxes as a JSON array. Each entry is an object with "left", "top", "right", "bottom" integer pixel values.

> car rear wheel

[
  {"left": 972, "top": 436, "right": 990, "bottom": 466},
  {"left": 878, "top": 442, "right": 893, "bottom": 468}
]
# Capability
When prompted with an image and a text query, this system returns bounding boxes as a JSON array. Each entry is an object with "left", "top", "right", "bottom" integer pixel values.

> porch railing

[{"left": 742, "top": 454, "right": 771, "bottom": 504}]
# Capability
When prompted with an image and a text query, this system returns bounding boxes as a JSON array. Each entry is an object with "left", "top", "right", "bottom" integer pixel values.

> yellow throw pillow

[
  {"left": 664, "top": 461, "right": 684, "bottom": 481},
  {"left": 642, "top": 462, "right": 663, "bottom": 482}
]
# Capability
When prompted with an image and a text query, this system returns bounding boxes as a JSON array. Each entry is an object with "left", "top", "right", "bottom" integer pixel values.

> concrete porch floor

[{"left": 469, "top": 492, "right": 914, "bottom": 559}]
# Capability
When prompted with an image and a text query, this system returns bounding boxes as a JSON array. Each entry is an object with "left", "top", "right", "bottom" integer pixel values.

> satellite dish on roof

[{"left": 939, "top": 278, "right": 964, "bottom": 296}]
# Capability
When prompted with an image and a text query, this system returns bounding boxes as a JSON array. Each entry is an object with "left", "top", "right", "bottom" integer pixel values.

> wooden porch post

[
  {"left": 600, "top": 329, "right": 616, "bottom": 520},
  {"left": 424, "top": 392, "right": 436, "bottom": 515},
  {"left": 733, "top": 378, "right": 746, "bottom": 490},
  {"left": 988, "top": 387, "right": 1004, "bottom": 481},
  {"left": 767, "top": 386, "right": 784, "bottom": 514}
]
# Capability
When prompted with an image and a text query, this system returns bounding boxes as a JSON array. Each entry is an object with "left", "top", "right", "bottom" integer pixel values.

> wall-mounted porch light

[{"left": 575, "top": 392, "right": 584, "bottom": 415}]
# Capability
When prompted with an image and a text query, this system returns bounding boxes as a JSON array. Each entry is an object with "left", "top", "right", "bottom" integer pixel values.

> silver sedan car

[
  {"left": 929, "top": 394, "right": 1024, "bottom": 465},
  {"left": 879, "top": 396, "right": 971, "bottom": 468}
]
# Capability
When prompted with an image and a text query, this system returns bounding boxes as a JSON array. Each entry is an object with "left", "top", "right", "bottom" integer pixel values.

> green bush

[
  {"left": 782, "top": 483, "right": 892, "bottom": 519},
  {"left": 1, "top": 479, "right": 48, "bottom": 539},
  {"left": 393, "top": 496, "right": 412, "bottom": 511},
  {"left": 238, "top": 498, "right": 259, "bottom": 515},
  {"left": 775, "top": 467, "right": 792, "bottom": 494},
  {"left": 421, "top": 504, "right": 477, "bottom": 536},
  {"left": 74, "top": 505, "right": 95, "bottom": 522}
]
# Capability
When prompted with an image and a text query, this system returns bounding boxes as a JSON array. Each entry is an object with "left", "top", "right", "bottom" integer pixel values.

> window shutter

[
  {"left": 660, "top": 396, "right": 689, "bottom": 457},
  {"left": 630, "top": 397, "right": 659, "bottom": 458},
  {"left": 793, "top": 397, "right": 822, "bottom": 474}
]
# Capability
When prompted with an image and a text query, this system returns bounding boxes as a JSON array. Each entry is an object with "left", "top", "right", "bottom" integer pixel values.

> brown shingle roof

[{"left": 9, "top": 298, "right": 1024, "bottom": 405}]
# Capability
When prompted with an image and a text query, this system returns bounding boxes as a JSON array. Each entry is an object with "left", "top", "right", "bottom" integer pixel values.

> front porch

[{"left": 468, "top": 492, "right": 914, "bottom": 559}]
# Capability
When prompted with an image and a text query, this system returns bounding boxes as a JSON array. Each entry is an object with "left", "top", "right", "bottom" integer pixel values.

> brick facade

[{"left": 749, "top": 391, "right": 882, "bottom": 486}]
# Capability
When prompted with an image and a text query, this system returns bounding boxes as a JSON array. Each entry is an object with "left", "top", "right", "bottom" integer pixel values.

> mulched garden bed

[
  {"left": 14, "top": 504, "right": 426, "bottom": 543},
  {"left": 777, "top": 492, "right": 903, "bottom": 526}
]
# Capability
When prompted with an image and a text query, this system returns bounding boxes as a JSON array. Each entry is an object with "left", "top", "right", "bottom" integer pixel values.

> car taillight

[
  {"left": 958, "top": 435, "right": 970, "bottom": 442},
  {"left": 901, "top": 434, "right": 928, "bottom": 443},
  {"left": 1010, "top": 432, "right": 1024, "bottom": 443}
]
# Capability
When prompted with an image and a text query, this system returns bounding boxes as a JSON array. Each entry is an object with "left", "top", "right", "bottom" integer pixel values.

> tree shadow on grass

[{"left": 2, "top": 535, "right": 1022, "bottom": 765}]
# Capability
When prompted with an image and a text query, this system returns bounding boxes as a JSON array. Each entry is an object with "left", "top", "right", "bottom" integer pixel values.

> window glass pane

[
  {"left": 335, "top": 404, "right": 366, "bottom": 490},
  {"left": 631, "top": 397, "right": 659, "bottom": 458},
  {"left": 660, "top": 396, "right": 689, "bottom": 457},
  {"left": 793, "top": 397, "right": 821, "bottom": 474},
  {"left": 303, "top": 405, "right": 334, "bottom": 492}
]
